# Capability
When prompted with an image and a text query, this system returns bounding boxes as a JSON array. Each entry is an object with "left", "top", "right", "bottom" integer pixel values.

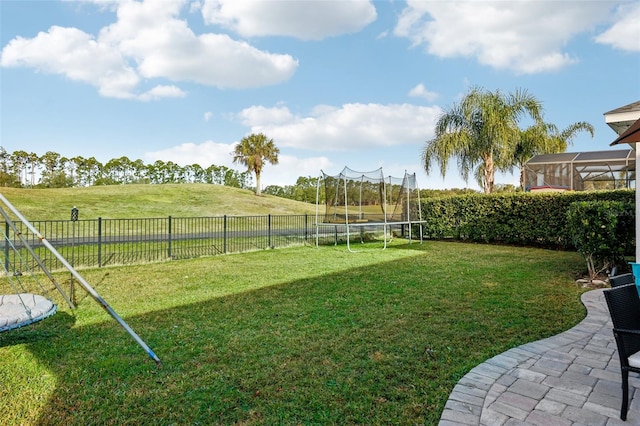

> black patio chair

[
  {"left": 611, "top": 273, "right": 636, "bottom": 288},
  {"left": 604, "top": 283, "right": 640, "bottom": 421}
]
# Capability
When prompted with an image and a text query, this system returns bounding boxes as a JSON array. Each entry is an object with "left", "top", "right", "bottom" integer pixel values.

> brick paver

[{"left": 438, "top": 289, "right": 640, "bottom": 425}]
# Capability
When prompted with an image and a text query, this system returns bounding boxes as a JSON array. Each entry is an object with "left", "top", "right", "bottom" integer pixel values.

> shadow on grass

[
  {"left": 0, "top": 246, "right": 587, "bottom": 425},
  {"left": 0, "top": 311, "right": 76, "bottom": 348}
]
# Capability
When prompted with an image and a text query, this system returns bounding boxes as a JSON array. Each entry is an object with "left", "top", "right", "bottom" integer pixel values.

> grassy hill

[{"left": 0, "top": 184, "right": 317, "bottom": 220}]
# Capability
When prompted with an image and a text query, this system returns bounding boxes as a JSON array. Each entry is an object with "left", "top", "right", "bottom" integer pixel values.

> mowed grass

[
  {"left": 0, "top": 240, "right": 587, "bottom": 425},
  {"left": 0, "top": 184, "right": 317, "bottom": 220}
]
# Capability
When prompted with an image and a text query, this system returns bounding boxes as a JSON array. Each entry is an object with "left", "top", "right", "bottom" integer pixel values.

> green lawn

[
  {"left": 0, "top": 240, "right": 587, "bottom": 425},
  {"left": 0, "top": 183, "right": 317, "bottom": 220}
]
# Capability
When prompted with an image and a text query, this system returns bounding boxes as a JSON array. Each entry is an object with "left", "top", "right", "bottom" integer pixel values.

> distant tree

[
  {"left": 163, "top": 161, "right": 182, "bottom": 183},
  {"left": 292, "top": 176, "right": 319, "bottom": 203},
  {"left": 0, "top": 147, "right": 20, "bottom": 187},
  {"left": 186, "top": 163, "right": 205, "bottom": 183},
  {"left": 423, "top": 86, "right": 542, "bottom": 194},
  {"left": 232, "top": 133, "right": 280, "bottom": 196},
  {"left": 493, "top": 183, "right": 519, "bottom": 193},
  {"left": 104, "top": 157, "right": 125, "bottom": 184},
  {"left": 10, "top": 150, "right": 30, "bottom": 186},
  {"left": 263, "top": 185, "right": 287, "bottom": 197},
  {"left": 82, "top": 157, "right": 102, "bottom": 186},
  {"left": 224, "top": 167, "right": 251, "bottom": 189},
  {"left": 419, "top": 188, "right": 479, "bottom": 199},
  {"left": 68, "top": 155, "right": 85, "bottom": 186},
  {"left": 130, "top": 159, "right": 147, "bottom": 183},
  {"left": 26, "top": 152, "right": 39, "bottom": 186},
  {"left": 39, "top": 151, "right": 66, "bottom": 187},
  {"left": 146, "top": 160, "right": 166, "bottom": 184}
]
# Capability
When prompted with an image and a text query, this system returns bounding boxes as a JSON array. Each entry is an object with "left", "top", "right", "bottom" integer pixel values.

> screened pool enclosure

[{"left": 524, "top": 149, "right": 636, "bottom": 191}]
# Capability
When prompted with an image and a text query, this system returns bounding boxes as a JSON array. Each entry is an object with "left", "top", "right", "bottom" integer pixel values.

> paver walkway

[{"left": 439, "top": 288, "right": 640, "bottom": 425}]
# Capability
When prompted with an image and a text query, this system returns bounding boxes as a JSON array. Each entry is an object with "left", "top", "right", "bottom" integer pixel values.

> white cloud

[
  {"left": 100, "top": 0, "right": 298, "bottom": 88},
  {"left": 144, "top": 141, "right": 236, "bottom": 168},
  {"left": 142, "top": 141, "right": 331, "bottom": 187},
  {"left": 595, "top": 2, "right": 640, "bottom": 52},
  {"left": 237, "top": 103, "right": 442, "bottom": 151},
  {"left": 0, "top": 26, "right": 141, "bottom": 99},
  {"left": 408, "top": 83, "right": 439, "bottom": 102},
  {"left": 237, "top": 105, "right": 295, "bottom": 126},
  {"left": 1, "top": 0, "right": 298, "bottom": 99},
  {"left": 393, "top": 0, "right": 614, "bottom": 74},
  {"left": 204, "top": 111, "right": 214, "bottom": 122},
  {"left": 265, "top": 154, "right": 333, "bottom": 187},
  {"left": 201, "top": 0, "right": 377, "bottom": 40},
  {"left": 138, "top": 85, "right": 186, "bottom": 101}
]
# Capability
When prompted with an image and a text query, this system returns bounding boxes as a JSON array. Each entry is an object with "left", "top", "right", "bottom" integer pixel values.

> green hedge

[
  {"left": 566, "top": 200, "right": 634, "bottom": 278},
  {"left": 420, "top": 189, "right": 635, "bottom": 251}
]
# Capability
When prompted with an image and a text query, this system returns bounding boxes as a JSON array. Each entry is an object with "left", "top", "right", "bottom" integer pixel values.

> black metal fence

[
  {"left": 5, "top": 215, "right": 313, "bottom": 271},
  {"left": 1, "top": 214, "right": 423, "bottom": 274},
  {"left": 3, "top": 214, "right": 405, "bottom": 273}
]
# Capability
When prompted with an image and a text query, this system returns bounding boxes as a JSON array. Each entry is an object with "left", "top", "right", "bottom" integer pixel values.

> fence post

[
  {"left": 4, "top": 222, "right": 9, "bottom": 272},
  {"left": 167, "top": 216, "right": 172, "bottom": 260},
  {"left": 70, "top": 207, "right": 78, "bottom": 303},
  {"left": 304, "top": 214, "right": 308, "bottom": 242},
  {"left": 223, "top": 215, "right": 227, "bottom": 254},
  {"left": 97, "top": 217, "right": 102, "bottom": 267},
  {"left": 268, "top": 214, "right": 272, "bottom": 248}
]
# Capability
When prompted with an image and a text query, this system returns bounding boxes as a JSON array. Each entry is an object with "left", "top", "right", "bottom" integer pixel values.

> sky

[{"left": 1, "top": 0, "right": 639, "bottom": 191}]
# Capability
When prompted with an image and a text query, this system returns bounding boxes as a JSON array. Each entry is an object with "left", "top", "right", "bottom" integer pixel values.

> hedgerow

[{"left": 420, "top": 189, "right": 634, "bottom": 252}]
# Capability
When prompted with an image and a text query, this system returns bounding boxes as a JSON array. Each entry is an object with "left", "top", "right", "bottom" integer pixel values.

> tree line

[{"left": 0, "top": 148, "right": 252, "bottom": 189}]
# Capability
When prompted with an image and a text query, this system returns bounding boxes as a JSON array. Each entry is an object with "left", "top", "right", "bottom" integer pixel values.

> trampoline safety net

[{"left": 318, "top": 166, "right": 422, "bottom": 225}]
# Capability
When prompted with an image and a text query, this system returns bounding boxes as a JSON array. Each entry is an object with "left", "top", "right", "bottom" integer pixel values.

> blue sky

[{"left": 1, "top": 0, "right": 639, "bottom": 190}]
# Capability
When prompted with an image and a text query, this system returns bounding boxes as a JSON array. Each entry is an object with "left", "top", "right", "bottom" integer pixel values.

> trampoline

[
  {"left": 315, "top": 166, "right": 425, "bottom": 251},
  {"left": 0, "top": 293, "right": 57, "bottom": 332}
]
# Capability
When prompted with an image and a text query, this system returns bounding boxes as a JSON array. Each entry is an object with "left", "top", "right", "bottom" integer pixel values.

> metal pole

[
  {"left": 167, "top": 216, "right": 172, "bottom": 259},
  {"left": 97, "top": 217, "right": 102, "bottom": 268},
  {"left": 0, "top": 194, "right": 160, "bottom": 364},
  {"left": 70, "top": 207, "right": 78, "bottom": 304},
  {"left": 4, "top": 222, "right": 9, "bottom": 273},
  {"left": 223, "top": 215, "right": 227, "bottom": 254}
]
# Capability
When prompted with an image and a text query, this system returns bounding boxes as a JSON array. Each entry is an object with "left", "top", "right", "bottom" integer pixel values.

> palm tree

[
  {"left": 232, "top": 133, "right": 280, "bottom": 196},
  {"left": 423, "top": 86, "right": 543, "bottom": 193},
  {"left": 512, "top": 121, "right": 594, "bottom": 189}
]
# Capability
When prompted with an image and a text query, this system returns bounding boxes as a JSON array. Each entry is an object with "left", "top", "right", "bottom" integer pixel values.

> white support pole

[
  {"left": 405, "top": 171, "right": 411, "bottom": 244},
  {"left": 382, "top": 171, "right": 388, "bottom": 250},
  {"left": 315, "top": 172, "right": 321, "bottom": 248},
  {"left": 344, "top": 171, "right": 353, "bottom": 252},
  {"left": 0, "top": 194, "right": 161, "bottom": 364}
]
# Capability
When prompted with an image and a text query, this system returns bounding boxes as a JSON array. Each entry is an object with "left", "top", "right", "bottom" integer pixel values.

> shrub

[
  {"left": 420, "top": 189, "right": 635, "bottom": 252},
  {"left": 566, "top": 201, "right": 632, "bottom": 280}
]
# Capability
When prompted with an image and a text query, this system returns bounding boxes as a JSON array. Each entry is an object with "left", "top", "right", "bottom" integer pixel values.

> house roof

[
  {"left": 604, "top": 100, "right": 640, "bottom": 116},
  {"left": 604, "top": 100, "right": 640, "bottom": 135},
  {"left": 611, "top": 118, "right": 640, "bottom": 146}
]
